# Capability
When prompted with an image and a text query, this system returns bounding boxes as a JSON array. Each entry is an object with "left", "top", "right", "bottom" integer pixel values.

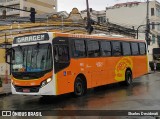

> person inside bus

[{"left": 40, "top": 55, "right": 45, "bottom": 70}]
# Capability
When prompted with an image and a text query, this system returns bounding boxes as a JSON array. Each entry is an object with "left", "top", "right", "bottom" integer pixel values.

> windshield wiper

[
  {"left": 29, "top": 43, "right": 40, "bottom": 71},
  {"left": 17, "top": 45, "right": 25, "bottom": 68}
]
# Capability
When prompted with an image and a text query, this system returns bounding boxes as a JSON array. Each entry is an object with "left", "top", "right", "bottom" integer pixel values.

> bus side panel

[
  {"left": 104, "top": 57, "right": 127, "bottom": 84},
  {"left": 56, "top": 58, "right": 92, "bottom": 95},
  {"left": 132, "top": 55, "right": 148, "bottom": 79},
  {"left": 55, "top": 55, "right": 148, "bottom": 95},
  {"left": 55, "top": 56, "right": 118, "bottom": 95}
]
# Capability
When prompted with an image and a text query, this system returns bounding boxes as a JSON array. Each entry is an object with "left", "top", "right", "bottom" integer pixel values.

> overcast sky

[{"left": 58, "top": 0, "right": 160, "bottom": 12}]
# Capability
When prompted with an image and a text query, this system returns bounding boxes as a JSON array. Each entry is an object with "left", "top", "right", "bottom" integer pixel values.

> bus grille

[{"left": 14, "top": 86, "right": 40, "bottom": 93}]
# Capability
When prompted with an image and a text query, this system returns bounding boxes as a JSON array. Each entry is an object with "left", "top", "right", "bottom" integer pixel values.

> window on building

[
  {"left": 98, "top": 17, "right": 101, "bottom": 23},
  {"left": 74, "top": 40, "right": 86, "bottom": 57},
  {"left": 100, "top": 41, "right": 111, "bottom": 56},
  {"left": 122, "top": 42, "right": 131, "bottom": 56},
  {"left": 156, "top": 8, "right": 160, "bottom": 17},
  {"left": 151, "top": 8, "right": 154, "bottom": 16},
  {"left": 152, "top": 22, "right": 155, "bottom": 29},
  {"left": 98, "top": 16, "right": 106, "bottom": 23},
  {"left": 152, "top": 35, "right": 155, "bottom": 44},
  {"left": 158, "top": 36, "right": 160, "bottom": 45},
  {"left": 131, "top": 43, "right": 139, "bottom": 55},
  {"left": 157, "top": 24, "right": 160, "bottom": 31},
  {"left": 139, "top": 43, "right": 146, "bottom": 55},
  {"left": 53, "top": 5, "right": 56, "bottom": 10},
  {"left": 87, "top": 40, "right": 100, "bottom": 57},
  {"left": 112, "top": 41, "right": 122, "bottom": 56}
]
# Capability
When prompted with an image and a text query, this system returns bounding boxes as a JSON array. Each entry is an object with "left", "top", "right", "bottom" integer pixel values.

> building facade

[
  {"left": 0, "top": 0, "right": 57, "bottom": 17},
  {"left": 106, "top": 0, "right": 160, "bottom": 61},
  {"left": 80, "top": 9, "right": 106, "bottom": 24}
]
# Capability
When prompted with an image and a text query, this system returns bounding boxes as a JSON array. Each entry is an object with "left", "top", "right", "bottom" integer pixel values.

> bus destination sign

[{"left": 13, "top": 33, "right": 49, "bottom": 44}]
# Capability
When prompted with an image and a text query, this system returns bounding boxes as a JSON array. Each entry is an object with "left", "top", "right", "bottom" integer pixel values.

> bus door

[
  {"left": 53, "top": 45, "right": 70, "bottom": 73},
  {"left": 53, "top": 44, "right": 70, "bottom": 94}
]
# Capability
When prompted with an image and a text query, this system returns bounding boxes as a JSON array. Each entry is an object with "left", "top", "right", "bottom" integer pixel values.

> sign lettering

[{"left": 13, "top": 33, "right": 49, "bottom": 44}]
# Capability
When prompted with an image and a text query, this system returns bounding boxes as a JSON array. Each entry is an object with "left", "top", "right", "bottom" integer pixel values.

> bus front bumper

[{"left": 11, "top": 80, "right": 56, "bottom": 96}]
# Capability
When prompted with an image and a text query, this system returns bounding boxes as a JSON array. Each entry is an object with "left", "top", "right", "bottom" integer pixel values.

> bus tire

[
  {"left": 74, "top": 77, "right": 86, "bottom": 97},
  {"left": 124, "top": 70, "right": 132, "bottom": 86}
]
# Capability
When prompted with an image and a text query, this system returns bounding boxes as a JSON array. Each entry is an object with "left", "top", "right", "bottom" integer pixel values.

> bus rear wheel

[
  {"left": 124, "top": 70, "right": 132, "bottom": 86},
  {"left": 74, "top": 77, "right": 86, "bottom": 97}
]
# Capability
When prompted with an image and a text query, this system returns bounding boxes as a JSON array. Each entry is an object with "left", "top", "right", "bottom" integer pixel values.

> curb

[{"left": 0, "top": 92, "right": 12, "bottom": 98}]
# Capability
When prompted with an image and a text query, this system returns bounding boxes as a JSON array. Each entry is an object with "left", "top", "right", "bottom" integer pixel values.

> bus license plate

[{"left": 23, "top": 89, "right": 30, "bottom": 93}]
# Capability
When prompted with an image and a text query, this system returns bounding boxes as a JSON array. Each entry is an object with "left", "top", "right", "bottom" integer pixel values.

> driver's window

[
  {"left": 54, "top": 46, "right": 59, "bottom": 62},
  {"left": 54, "top": 45, "right": 69, "bottom": 63}
]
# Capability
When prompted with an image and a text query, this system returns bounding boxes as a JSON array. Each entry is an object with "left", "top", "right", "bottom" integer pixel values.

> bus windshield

[{"left": 12, "top": 44, "right": 52, "bottom": 72}]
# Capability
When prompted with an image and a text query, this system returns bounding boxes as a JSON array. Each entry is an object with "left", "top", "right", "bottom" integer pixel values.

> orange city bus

[{"left": 9, "top": 32, "right": 148, "bottom": 96}]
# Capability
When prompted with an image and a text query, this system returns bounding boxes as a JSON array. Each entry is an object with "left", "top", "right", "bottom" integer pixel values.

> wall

[
  {"left": 106, "top": 3, "right": 147, "bottom": 28},
  {"left": 106, "top": 1, "right": 160, "bottom": 61},
  {"left": 20, "top": 0, "right": 57, "bottom": 17}
]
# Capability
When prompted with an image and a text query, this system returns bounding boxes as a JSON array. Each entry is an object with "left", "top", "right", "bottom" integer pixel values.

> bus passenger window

[
  {"left": 87, "top": 40, "right": 100, "bottom": 57},
  {"left": 122, "top": 42, "right": 131, "bottom": 56},
  {"left": 74, "top": 40, "right": 86, "bottom": 57},
  {"left": 100, "top": 41, "right": 111, "bottom": 56},
  {"left": 139, "top": 43, "right": 146, "bottom": 55},
  {"left": 112, "top": 42, "right": 122, "bottom": 56},
  {"left": 131, "top": 43, "right": 139, "bottom": 55}
]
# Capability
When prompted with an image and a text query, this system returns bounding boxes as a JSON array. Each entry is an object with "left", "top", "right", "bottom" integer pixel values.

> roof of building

[{"left": 114, "top": 2, "right": 141, "bottom": 7}]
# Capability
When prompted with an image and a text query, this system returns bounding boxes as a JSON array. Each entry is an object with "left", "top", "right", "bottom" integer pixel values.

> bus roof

[
  {"left": 13, "top": 32, "right": 145, "bottom": 43},
  {"left": 54, "top": 32, "right": 145, "bottom": 43}
]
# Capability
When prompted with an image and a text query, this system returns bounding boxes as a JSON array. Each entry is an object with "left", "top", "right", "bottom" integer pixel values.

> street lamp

[
  {"left": 137, "top": 23, "right": 160, "bottom": 39},
  {"left": 137, "top": 24, "right": 146, "bottom": 39}
]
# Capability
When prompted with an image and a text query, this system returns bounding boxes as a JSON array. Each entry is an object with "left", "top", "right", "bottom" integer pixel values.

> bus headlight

[
  {"left": 46, "top": 78, "right": 52, "bottom": 83},
  {"left": 41, "top": 78, "right": 52, "bottom": 87}
]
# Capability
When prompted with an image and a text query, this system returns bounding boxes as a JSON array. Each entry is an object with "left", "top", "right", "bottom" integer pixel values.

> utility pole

[
  {"left": 86, "top": 0, "right": 90, "bottom": 25},
  {"left": 86, "top": 0, "right": 93, "bottom": 34},
  {"left": 146, "top": 0, "right": 150, "bottom": 45}
]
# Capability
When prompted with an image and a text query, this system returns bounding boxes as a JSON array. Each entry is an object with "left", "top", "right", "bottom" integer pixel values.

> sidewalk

[{"left": 0, "top": 79, "right": 12, "bottom": 97}]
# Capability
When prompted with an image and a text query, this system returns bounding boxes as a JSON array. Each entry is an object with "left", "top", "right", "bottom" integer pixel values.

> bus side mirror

[{"left": 5, "top": 48, "right": 13, "bottom": 65}]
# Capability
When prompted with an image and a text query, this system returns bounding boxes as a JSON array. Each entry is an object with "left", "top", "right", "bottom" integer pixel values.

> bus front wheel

[
  {"left": 74, "top": 77, "right": 86, "bottom": 97},
  {"left": 124, "top": 70, "right": 132, "bottom": 86}
]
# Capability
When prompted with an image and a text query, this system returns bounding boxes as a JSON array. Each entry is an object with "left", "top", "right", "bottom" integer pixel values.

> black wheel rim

[
  {"left": 127, "top": 73, "right": 131, "bottom": 84},
  {"left": 75, "top": 81, "right": 83, "bottom": 95}
]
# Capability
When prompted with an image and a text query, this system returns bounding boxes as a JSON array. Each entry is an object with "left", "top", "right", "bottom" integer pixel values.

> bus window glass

[
  {"left": 131, "top": 43, "right": 139, "bottom": 55},
  {"left": 12, "top": 44, "right": 52, "bottom": 72},
  {"left": 87, "top": 40, "right": 100, "bottom": 57},
  {"left": 74, "top": 40, "right": 86, "bottom": 57},
  {"left": 139, "top": 43, "right": 146, "bottom": 55},
  {"left": 100, "top": 41, "right": 111, "bottom": 56},
  {"left": 54, "top": 45, "right": 69, "bottom": 63},
  {"left": 112, "top": 41, "right": 122, "bottom": 56},
  {"left": 122, "top": 42, "right": 131, "bottom": 56}
]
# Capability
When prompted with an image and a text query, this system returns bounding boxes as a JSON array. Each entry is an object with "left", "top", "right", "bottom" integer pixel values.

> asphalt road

[{"left": 0, "top": 72, "right": 160, "bottom": 119}]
